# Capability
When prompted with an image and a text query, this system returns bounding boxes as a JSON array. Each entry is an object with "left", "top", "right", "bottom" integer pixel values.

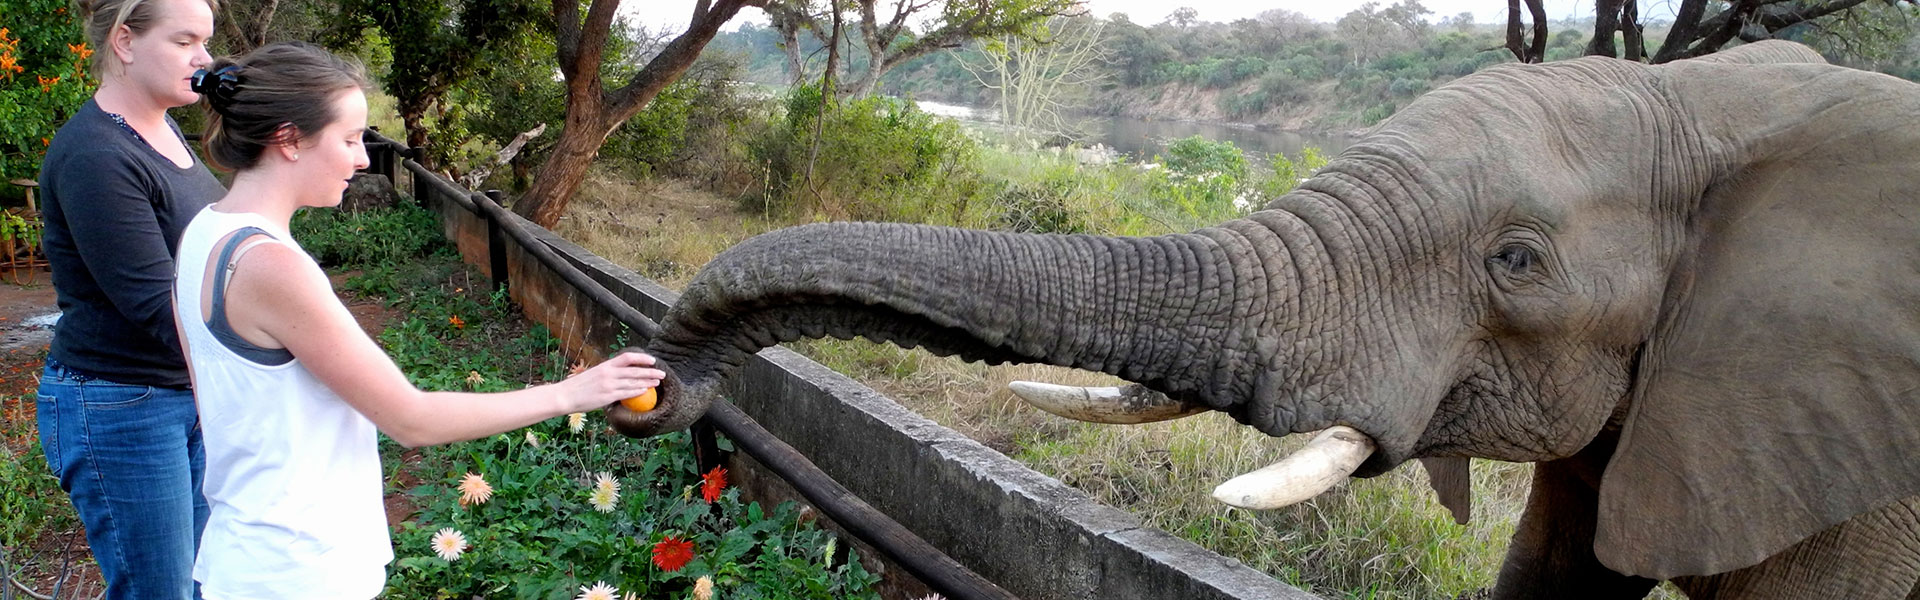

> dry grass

[{"left": 556, "top": 163, "right": 1684, "bottom": 600}]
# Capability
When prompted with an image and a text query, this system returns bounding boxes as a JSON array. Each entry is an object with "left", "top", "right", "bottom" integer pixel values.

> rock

[{"left": 341, "top": 173, "right": 395, "bottom": 213}]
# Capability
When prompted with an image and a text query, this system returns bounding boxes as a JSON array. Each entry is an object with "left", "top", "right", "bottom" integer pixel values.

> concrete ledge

[{"left": 412, "top": 181, "right": 1319, "bottom": 600}]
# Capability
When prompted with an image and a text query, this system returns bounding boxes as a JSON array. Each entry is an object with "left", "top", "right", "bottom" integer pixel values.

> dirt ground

[{"left": 0, "top": 268, "right": 396, "bottom": 597}]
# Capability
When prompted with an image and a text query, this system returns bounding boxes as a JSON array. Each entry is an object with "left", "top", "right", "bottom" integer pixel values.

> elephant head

[{"left": 610, "top": 41, "right": 1920, "bottom": 584}]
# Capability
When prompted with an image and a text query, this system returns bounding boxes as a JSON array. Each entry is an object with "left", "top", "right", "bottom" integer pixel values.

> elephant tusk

[
  {"left": 1210, "top": 426, "right": 1377, "bottom": 510},
  {"left": 1006, "top": 381, "right": 1209, "bottom": 424}
]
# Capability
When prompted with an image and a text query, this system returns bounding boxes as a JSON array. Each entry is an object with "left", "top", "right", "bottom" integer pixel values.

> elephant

[{"left": 608, "top": 40, "right": 1920, "bottom": 599}]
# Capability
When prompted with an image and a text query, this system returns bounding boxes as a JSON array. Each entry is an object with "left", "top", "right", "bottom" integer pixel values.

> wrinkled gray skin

[{"left": 610, "top": 40, "right": 1920, "bottom": 599}]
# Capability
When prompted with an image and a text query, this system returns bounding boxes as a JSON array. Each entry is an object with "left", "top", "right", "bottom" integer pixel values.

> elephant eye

[{"left": 1489, "top": 244, "right": 1537, "bottom": 275}]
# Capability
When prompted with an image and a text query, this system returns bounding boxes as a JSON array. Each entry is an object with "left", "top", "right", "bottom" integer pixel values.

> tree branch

[{"left": 608, "top": 0, "right": 764, "bottom": 117}]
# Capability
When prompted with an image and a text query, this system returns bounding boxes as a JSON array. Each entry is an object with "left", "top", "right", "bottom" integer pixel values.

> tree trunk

[
  {"left": 401, "top": 106, "right": 430, "bottom": 163},
  {"left": 513, "top": 110, "right": 612, "bottom": 228},
  {"left": 1622, "top": 0, "right": 1645, "bottom": 62},
  {"left": 1588, "top": 0, "right": 1623, "bottom": 58},
  {"left": 513, "top": 0, "right": 755, "bottom": 229}
]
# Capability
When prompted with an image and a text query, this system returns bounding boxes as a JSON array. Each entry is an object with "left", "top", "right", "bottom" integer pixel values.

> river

[{"left": 914, "top": 100, "right": 1355, "bottom": 162}]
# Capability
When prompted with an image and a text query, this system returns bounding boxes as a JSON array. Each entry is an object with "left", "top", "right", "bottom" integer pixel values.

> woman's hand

[{"left": 558, "top": 352, "right": 667, "bottom": 414}]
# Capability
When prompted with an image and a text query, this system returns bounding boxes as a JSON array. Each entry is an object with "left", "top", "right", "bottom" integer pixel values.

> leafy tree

[
  {"left": 765, "top": 0, "right": 1078, "bottom": 99},
  {"left": 510, "top": 0, "right": 760, "bottom": 228},
  {"left": 330, "top": 0, "right": 543, "bottom": 157},
  {"left": 1104, "top": 13, "right": 1174, "bottom": 86},
  {"left": 1166, "top": 7, "right": 1199, "bottom": 28}
]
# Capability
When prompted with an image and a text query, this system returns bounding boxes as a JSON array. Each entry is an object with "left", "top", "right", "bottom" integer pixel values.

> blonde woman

[
  {"left": 173, "top": 42, "right": 664, "bottom": 598},
  {"left": 36, "top": 0, "right": 220, "bottom": 597}
]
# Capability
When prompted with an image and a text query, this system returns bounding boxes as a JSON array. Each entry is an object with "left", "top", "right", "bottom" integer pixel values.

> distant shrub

[{"left": 750, "top": 86, "right": 983, "bottom": 223}]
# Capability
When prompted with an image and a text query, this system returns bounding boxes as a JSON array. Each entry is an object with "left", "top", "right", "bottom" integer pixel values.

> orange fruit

[{"left": 621, "top": 387, "right": 658, "bottom": 412}]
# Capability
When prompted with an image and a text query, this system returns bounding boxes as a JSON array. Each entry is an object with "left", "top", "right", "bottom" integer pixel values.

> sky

[{"left": 625, "top": 0, "right": 1616, "bottom": 34}]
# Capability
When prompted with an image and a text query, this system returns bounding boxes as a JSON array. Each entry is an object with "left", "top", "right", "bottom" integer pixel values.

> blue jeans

[{"left": 37, "top": 358, "right": 207, "bottom": 600}]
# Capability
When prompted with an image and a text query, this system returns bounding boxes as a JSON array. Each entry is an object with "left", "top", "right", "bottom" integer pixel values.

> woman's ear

[
  {"left": 1591, "top": 60, "right": 1920, "bottom": 581},
  {"left": 271, "top": 124, "right": 302, "bottom": 162},
  {"left": 109, "top": 24, "right": 136, "bottom": 70}
]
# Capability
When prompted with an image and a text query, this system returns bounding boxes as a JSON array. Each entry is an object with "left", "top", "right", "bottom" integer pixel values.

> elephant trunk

[{"left": 609, "top": 222, "right": 1269, "bottom": 437}]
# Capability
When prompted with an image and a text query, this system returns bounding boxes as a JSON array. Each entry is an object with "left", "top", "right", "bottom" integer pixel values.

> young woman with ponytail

[
  {"left": 175, "top": 43, "right": 664, "bottom": 598},
  {"left": 35, "top": 0, "right": 220, "bottom": 597}
]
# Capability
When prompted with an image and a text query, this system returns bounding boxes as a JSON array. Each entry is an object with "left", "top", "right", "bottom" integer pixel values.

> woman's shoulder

[{"left": 44, "top": 104, "right": 143, "bottom": 173}]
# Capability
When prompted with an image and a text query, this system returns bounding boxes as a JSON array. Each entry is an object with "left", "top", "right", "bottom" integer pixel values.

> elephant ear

[{"left": 1593, "top": 59, "right": 1920, "bottom": 579}]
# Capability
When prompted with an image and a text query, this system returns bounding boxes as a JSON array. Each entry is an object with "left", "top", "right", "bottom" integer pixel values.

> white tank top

[{"left": 174, "top": 207, "right": 391, "bottom": 599}]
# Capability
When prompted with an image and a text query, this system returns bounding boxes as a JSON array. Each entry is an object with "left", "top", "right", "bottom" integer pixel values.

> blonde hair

[{"left": 77, "top": 0, "right": 220, "bottom": 78}]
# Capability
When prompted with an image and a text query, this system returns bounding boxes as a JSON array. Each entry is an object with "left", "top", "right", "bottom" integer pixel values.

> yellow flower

[
  {"left": 524, "top": 431, "right": 540, "bottom": 448},
  {"left": 465, "top": 370, "right": 485, "bottom": 386},
  {"left": 0, "top": 52, "right": 21, "bottom": 80},
  {"left": 693, "top": 576, "right": 714, "bottom": 600},
  {"left": 588, "top": 471, "right": 620, "bottom": 513},
  {"left": 567, "top": 412, "right": 586, "bottom": 433},
  {"left": 457, "top": 472, "right": 494, "bottom": 506},
  {"left": 574, "top": 581, "right": 618, "bottom": 600},
  {"left": 430, "top": 527, "right": 468, "bottom": 561}
]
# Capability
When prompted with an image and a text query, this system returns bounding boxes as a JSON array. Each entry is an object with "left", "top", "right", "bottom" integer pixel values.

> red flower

[
  {"left": 448, "top": 315, "right": 465, "bottom": 329},
  {"left": 700, "top": 467, "right": 727, "bottom": 503},
  {"left": 651, "top": 535, "right": 695, "bottom": 572}
]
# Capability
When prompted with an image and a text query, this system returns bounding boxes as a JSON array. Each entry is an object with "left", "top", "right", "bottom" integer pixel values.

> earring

[{"left": 291, "top": 154, "right": 299, "bottom": 161}]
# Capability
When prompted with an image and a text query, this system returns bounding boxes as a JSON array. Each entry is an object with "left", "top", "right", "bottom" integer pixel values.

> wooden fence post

[{"left": 485, "top": 190, "right": 509, "bottom": 291}]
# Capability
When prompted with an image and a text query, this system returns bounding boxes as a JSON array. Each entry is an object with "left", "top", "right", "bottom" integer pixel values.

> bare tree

[
  {"left": 955, "top": 15, "right": 1108, "bottom": 137},
  {"left": 511, "top": 0, "right": 762, "bottom": 228}
]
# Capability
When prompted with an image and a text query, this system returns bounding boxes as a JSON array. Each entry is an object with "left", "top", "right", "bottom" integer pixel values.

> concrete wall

[{"left": 408, "top": 173, "right": 1320, "bottom": 600}]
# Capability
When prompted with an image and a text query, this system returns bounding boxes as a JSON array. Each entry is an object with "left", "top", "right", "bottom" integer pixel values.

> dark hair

[
  {"left": 77, "top": 0, "right": 219, "bottom": 78},
  {"left": 198, "top": 42, "right": 370, "bottom": 171}
]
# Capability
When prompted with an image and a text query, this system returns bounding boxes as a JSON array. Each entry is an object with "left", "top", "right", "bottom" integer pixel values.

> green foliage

[
  {"left": 1150, "top": 135, "right": 1250, "bottom": 221},
  {"left": 0, "top": 394, "right": 72, "bottom": 551},
  {"left": 1262, "top": 146, "right": 1329, "bottom": 199},
  {"left": 0, "top": 209, "right": 42, "bottom": 250},
  {"left": 751, "top": 86, "right": 983, "bottom": 223},
  {"left": 0, "top": 0, "right": 93, "bottom": 197},
  {"left": 327, "top": 0, "right": 544, "bottom": 159},
  {"left": 289, "top": 199, "right": 448, "bottom": 272}
]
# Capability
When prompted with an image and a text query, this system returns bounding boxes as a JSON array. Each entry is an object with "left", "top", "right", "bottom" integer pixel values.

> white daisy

[
  {"left": 458, "top": 472, "right": 493, "bottom": 506},
  {"left": 430, "top": 527, "right": 468, "bottom": 561},
  {"left": 588, "top": 471, "right": 621, "bottom": 513},
  {"left": 574, "top": 581, "right": 618, "bottom": 600},
  {"left": 568, "top": 412, "right": 586, "bottom": 433}
]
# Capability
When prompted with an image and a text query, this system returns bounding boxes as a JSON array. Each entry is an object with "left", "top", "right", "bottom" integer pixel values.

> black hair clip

[{"left": 191, "top": 64, "right": 243, "bottom": 107}]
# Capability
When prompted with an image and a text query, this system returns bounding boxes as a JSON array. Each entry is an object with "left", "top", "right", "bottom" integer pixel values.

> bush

[
  {"left": 1260, "top": 145, "right": 1330, "bottom": 200},
  {"left": 290, "top": 200, "right": 449, "bottom": 271},
  {"left": 0, "top": 0, "right": 93, "bottom": 201},
  {"left": 1154, "top": 136, "right": 1251, "bottom": 221},
  {"left": 750, "top": 86, "right": 982, "bottom": 224}
]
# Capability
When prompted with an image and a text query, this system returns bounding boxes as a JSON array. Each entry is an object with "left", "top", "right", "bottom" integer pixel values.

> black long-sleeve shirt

[{"left": 40, "top": 99, "right": 225, "bottom": 388}]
